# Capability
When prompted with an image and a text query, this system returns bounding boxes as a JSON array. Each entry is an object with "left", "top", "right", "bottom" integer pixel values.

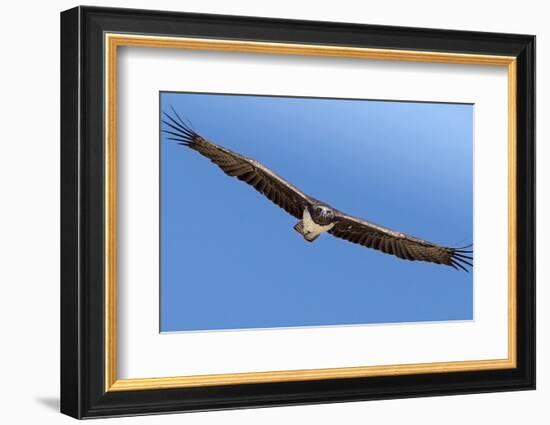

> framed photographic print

[{"left": 60, "top": 6, "right": 535, "bottom": 419}]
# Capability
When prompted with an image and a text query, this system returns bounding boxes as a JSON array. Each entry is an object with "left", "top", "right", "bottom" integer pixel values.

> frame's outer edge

[
  {"left": 60, "top": 5, "right": 536, "bottom": 419},
  {"left": 60, "top": 7, "right": 83, "bottom": 419},
  {"left": 516, "top": 35, "right": 536, "bottom": 390}
]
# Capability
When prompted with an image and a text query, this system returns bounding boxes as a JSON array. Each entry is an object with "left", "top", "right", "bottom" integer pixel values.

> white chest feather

[{"left": 303, "top": 208, "right": 334, "bottom": 236}]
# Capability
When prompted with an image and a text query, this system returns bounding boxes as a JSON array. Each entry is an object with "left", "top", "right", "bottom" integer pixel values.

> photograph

[{"left": 160, "top": 92, "right": 473, "bottom": 332}]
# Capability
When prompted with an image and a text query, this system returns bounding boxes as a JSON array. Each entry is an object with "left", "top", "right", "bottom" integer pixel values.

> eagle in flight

[{"left": 162, "top": 108, "right": 472, "bottom": 271}]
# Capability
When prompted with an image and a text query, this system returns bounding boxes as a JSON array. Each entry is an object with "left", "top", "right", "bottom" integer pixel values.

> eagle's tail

[
  {"left": 293, "top": 221, "right": 319, "bottom": 243},
  {"left": 293, "top": 221, "right": 305, "bottom": 235},
  {"left": 161, "top": 106, "right": 199, "bottom": 146}
]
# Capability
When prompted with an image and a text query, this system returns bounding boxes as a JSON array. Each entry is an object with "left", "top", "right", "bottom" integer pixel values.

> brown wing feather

[
  {"left": 329, "top": 212, "right": 472, "bottom": 270},
  {"left": 162, "top": 110, "right": 313, "bottom": 219}
]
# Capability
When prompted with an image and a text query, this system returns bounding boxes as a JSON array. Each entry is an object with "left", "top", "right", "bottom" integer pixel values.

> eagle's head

[{"left": 311, "top": 205, "right": 335, "bottom": 225}]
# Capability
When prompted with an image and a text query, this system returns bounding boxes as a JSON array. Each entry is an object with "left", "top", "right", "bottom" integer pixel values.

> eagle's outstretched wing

[
  {"left": 162, "top": 108, "right": 314, "bottom": 219},
  {"left": 329, "top": 212, "right": 472, "bottom": 270}
]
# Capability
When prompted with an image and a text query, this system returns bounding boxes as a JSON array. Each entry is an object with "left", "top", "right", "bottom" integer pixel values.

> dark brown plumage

[
  {"left": 162, "top": 108, "right": 472, "bottom": 271},
  {"left": 328, "top": 213, "right": 472, "bottom": 271}
]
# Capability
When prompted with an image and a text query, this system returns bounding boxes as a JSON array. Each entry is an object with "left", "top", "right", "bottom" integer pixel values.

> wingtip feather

[
  {"left": 161, "top": 107, "right": 199, "bottom": 146},
  {"left": 449, "top": 245, "right": 473, "bottom": 272}
]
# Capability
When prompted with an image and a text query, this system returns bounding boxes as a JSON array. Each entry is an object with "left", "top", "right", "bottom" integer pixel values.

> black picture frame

[{"left": 61, "top": 5, "right": 535, "bottom": 419}]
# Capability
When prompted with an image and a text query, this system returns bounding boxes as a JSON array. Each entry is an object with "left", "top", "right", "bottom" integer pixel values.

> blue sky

[{"left": 160, "top": 92, "right": 473, "bottom": 332}]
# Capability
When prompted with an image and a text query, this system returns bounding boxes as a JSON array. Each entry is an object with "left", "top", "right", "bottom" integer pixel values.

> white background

[
  {"left": 0, "top": 0, "right": 545, "bottom": 424},
  {"left": 119, "top": 48, "right": 508, "bottom": 378}
]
